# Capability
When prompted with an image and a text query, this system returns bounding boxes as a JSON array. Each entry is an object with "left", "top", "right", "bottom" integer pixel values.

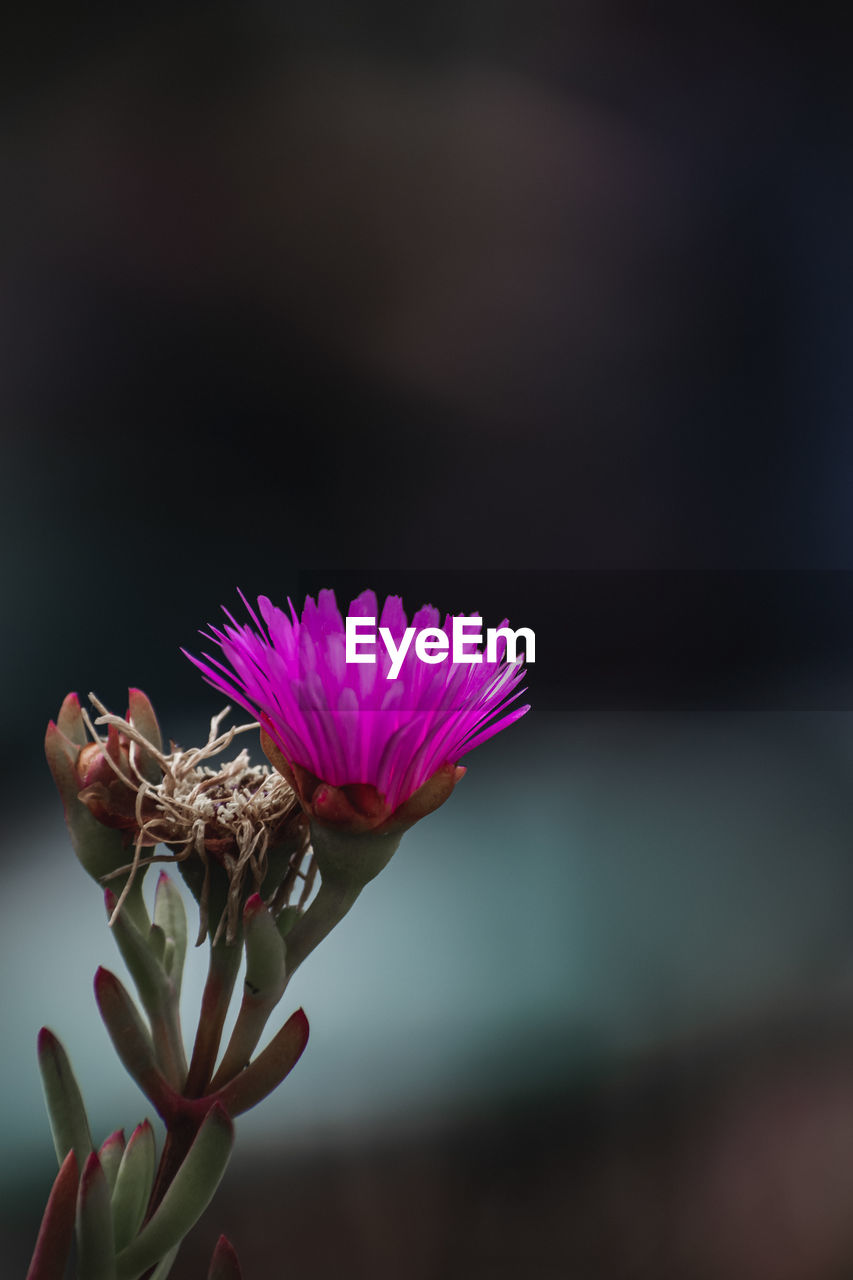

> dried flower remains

[{"left": 79, "top": 694, "right": 309, "bottom": 944}]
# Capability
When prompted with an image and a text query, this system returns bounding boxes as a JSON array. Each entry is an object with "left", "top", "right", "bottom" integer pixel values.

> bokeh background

[{"left": 4, "top": 6, "right": 853, "bottom": 1277}]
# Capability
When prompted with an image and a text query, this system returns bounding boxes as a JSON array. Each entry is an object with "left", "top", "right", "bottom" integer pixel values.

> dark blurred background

[{"left": 4, "top": 5, "right": 853, "bottom": 1277}]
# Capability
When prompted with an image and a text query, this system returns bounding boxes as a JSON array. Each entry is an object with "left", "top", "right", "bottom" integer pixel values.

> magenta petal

[{"left": 186, "top": 589, "right": 530, "bottom": 808}]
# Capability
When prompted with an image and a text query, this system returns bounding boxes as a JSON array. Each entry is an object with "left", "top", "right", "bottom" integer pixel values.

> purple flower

[{"left": 184, "top": 589, "right": 530, "bottom": 830}]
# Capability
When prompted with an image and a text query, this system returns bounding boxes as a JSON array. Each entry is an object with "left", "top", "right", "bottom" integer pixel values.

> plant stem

[
  {"left": 282, "top": 878, "right": 362, "bottom": 974},
  {"left": 183, "top": 943, "right": 241, "bottom": 1099}
]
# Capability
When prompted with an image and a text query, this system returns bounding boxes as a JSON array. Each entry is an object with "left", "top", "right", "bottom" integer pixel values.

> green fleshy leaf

[
  {"left": 243, "top": 896, "right": 286, "bottom": 997},
  {"left": 208, "top": 897, "right": 287, "bottom": 1088},
  {"left": 114, "top": 1106, "right": 234, "bottom": 1280},
  {"left": 207, "top": 1235, "right": 242, "bottom": 1279},
  {"left": 94, "top": 968, "right": 176, "bottom": 1119},
  {"left": 106, "top": 896, "right": 186, "bottom": 1088},
  {"left": 111, "top": 1122, "right": 156, "bottom": 1253},
  {"left": 25, "top": 1149, "right": 78, "bottom": 1280},
  {"left": 98, "top": 1130, "right": 125, "bottom": 1196},
  {"left": 148, "top": 922, "right": 167, "bottom": 965},
  {"left": 153, "top": 874, "right": 188, "bottom": 997},
  {"left": 77, "top": 1152, "right": 116, "bottom": 1280},
  {"left": 107, "top": 894, "right": 172, "bottom": 1011},
  {"left": 215, "top": 1008, "right": 309, "bottom": 1116},
  {"left": 148, "top": 1245, "right": 180, "bottom": 1279},
  {"left": 37, "top": 1028, "right": 93, "bottom": 1171}
]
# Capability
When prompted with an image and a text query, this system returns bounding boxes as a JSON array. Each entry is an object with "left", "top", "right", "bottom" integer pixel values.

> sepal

[
  {"left": 56, "top": 691, "right": 87, "bottom": 747},
  {"left": 126, "top": 688, "right": 163, "bottom": 784}
]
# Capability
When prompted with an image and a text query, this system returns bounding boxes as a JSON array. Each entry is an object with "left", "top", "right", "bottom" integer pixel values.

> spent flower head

[
  {"left": 46, "top": 691, "right": 308, "bottom": 943},
  {"left": 184, "top": 588, "right": 530, "bottom": 834}
]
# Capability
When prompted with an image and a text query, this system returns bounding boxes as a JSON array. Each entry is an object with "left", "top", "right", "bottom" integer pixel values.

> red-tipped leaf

[
  {"left": 214, "top": 1008, "right": 309, "bottom": 1116},
  {"left": 208, "top": 1234, "right": 243, "bottom": 1280},
  {"left": 25, "top": 1150, "right": 78, "bottom": 1280}
]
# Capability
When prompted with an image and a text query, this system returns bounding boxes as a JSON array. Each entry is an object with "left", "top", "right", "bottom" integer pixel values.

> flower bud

[
  {"left": 76, "top": 723, "right": 150, "bottom": 833},
  {"left": 45, "top": 695, "right": 137, "bottom": 886}
]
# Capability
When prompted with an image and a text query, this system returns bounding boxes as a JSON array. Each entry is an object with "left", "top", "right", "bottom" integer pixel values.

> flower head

[
  {"left": 184, "top": 589, "right": 530, "bottom": 832},
  {"left": 46, "top": 691, "right": 308, "bottom": 942}
]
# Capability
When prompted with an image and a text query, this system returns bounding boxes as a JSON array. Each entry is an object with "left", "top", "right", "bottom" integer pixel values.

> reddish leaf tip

[
  {"left": 103, "top": 888, "right": 118, "bottom": 912},
  {"left": 208, "top": 1232, "right": 242, "bottom": 1279},
  {"left": 127, "top": 1119, "right": 152, "bottom": 1146},
  {"left": 213, "top": 1234, "right": 240, "bottom": 1258},
  {"left": 80, "top": 1150, "right": 102, "bottom": 1188},
  {"left": 93, "top": 966, "right": 116, "bottom": 998},
  {"left": 243, "top": 892, "right": 264, "bottom": 917},
  {"left": 37, "top": 1026, "right": 58, "bottom": 1055}
]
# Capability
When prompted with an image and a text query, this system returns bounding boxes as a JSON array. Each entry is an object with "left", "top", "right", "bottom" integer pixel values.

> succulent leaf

[
  {"left": 94, "top": 968, "right": 178, "bottom": 1120},
  {"left": 214, "top": 1008, "right": 309, "bottom": 1116},
  {"left": 24, "top": 1149, "right": 78, "bottom": 1280},
  {"left": 76, "top": 1152, "right": 116, "bottom": 1280},
  {"left": 207, "top": 1235, "right": 242, "bottom": 1280},
  {"left": 98, "top": 1130, "right": 126, "bottom": 1196},
  {"left": 111, "top": 1121, "right": 157, "bottom": 1253},
  {"left": 114, "top": 1106, "right": 234, "bottom": 1280},
  {"left": 37, "top": 1028, "right": 93, "bottom": 1171},
  {"left": 153, "top": 873, "right": 188, "bottom": 996}
]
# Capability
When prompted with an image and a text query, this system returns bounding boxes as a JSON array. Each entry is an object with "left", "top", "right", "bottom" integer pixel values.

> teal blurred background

[{"left": 4, "top": 3, "right": 853, "bottom": 1275}]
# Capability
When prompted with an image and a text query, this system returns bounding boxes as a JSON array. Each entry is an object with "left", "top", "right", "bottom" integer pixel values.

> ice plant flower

[{"left": 184, "top": 589, "right": 531, "bottom": 835}]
